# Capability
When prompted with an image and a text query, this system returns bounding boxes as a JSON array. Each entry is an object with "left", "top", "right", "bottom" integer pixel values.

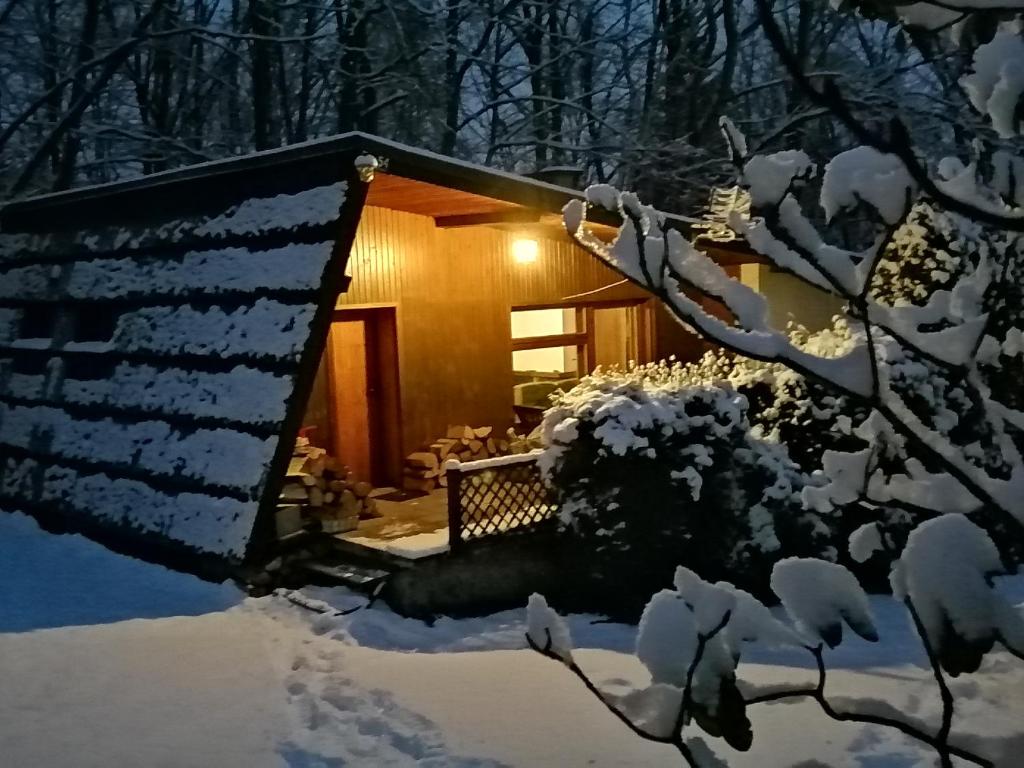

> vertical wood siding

[{"left": 337, "top": 206, "right": 663, "bottom": 455}]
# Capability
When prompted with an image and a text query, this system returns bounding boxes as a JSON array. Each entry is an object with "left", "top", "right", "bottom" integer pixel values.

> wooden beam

[
  {"left": 434, "top": 209, "right": 542, "bottom": 228},
  {"left": 512, "top": 332, "right": 589, "bottom": 351}
]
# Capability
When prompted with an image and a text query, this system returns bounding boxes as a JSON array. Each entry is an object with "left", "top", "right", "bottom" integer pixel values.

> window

[
  {"left": 511, "top": 347, "right": 577, "bottom": 376},
  {"left": 511, "top": 307, "right": 586, "bottom": 409},
  {"left": 511, "top": 308, "right": 579, "bottom": 375},
  {"left": 510, "top": 308, "right": 576, "bottom": 339},
  {"left": 510, "top": 302, "right": 652, "bottom": 411}
]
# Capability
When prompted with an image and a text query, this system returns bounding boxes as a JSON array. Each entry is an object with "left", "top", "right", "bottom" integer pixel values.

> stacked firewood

[
  {"left": 402, "top": 425, "right": 512, "bottom": 492},
  {"left": 276, "top": 437, "right": 378, "bottom": 537},
  {"left": 506, "top": 425, "right": 544, "bottom": 454}
]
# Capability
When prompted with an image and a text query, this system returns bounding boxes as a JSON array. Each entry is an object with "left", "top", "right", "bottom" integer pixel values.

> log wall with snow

[{"left": 0, "top": 170, "right": 350, "bottom": 561}]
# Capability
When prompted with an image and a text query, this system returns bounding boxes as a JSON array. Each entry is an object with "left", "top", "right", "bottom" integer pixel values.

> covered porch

[{"left": 275, "top": 168, "right": 664, "bottom": 562}]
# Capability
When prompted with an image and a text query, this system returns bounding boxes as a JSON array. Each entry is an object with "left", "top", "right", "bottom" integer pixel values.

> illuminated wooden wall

[{"left": 333, "top": 204, "right": 700, "bottom": 456}]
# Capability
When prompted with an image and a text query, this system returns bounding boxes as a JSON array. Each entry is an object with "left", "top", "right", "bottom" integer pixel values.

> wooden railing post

[{"left": 447, "top": 464, "right": 462, "bottom": 554}]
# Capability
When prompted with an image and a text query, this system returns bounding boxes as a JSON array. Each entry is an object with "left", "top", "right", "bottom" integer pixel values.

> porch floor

[{"left": 335, "top": 489, "right": 450, "bottom": 560}]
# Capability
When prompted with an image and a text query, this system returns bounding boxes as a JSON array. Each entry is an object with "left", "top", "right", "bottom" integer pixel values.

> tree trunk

[
  {"left": 440, "top": 0, "right": 462, "bottom": 155},
  {"left": 295, "top": 1, "right": 318, "bottom": 141},
  {"left": 250, "top": 0, "right": 277, "bottom": 150},
  {"left": 545, "top": 0, "right": 563, "bottom": 164},
  {"left": 53, "top": 0, "right": 101, "bottom": 189}
]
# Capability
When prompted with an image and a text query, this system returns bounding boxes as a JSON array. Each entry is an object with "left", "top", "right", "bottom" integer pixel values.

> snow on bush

[
  {"left": 848, "top": 522, "right": 884, "bottom": 563},
  {"left": 820, "top": 146, "right": 916, "bottom": 224},
  {"left": 679, "top": 317, "right": 866, "bottom": 473},
  {"left": 525, "top": 593, "right": 573, "bottom": 662},
  {"left": 890, "top": 514, "right": 1024, "bottom": 674},
  {"left": 529, "top": 546, "right": 1018, "bottom": 765},
  {"left": 770, "top": 558, "right": 877, "bottom": 648},
  {"left": 741, "top": 150, "right": 814, "bottom": 207},
  {"left": 677, "top": 198, "right": 1024, "bottom": 568},
  {"left": 961, "top": 30, "right": 1024, "bottom": 139},
  {"left": 637, "top": 590, "right": 700, "bottom": 686},
  {"left": 538, "top": 362, "right": 835, "bottom": 612},
  {"left": 674, "top": 566, "right": 802, "bottom": 650},
  {"left": 621, "top": 578, "right": 751, "bottom": 751},
  {"left": 527, "top": 559, "right": 885, "bottom": 759}
]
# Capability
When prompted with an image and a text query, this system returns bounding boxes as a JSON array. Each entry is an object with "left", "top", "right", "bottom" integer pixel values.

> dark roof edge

[
  {"left": 1, "top": 133, "right": 362, "bottom": 217},
  {"left": 2, "top": 132, "right": 588, "bottom": 218}
]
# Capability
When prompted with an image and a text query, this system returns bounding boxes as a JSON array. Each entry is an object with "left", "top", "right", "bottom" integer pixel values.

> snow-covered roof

[{"left": 0, "top": 157, "right": 358, "bottom": 570}]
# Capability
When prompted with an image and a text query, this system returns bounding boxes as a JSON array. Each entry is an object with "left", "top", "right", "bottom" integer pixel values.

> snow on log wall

[{"left": 0, "top": 181, "right": 348, "bottom": 559}]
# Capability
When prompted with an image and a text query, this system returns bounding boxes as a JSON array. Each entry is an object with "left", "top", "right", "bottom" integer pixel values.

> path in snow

[{"left": 0, "top": 514, "right": 506, "bottom": 768}]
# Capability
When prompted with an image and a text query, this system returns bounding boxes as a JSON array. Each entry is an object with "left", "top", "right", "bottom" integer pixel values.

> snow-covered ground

[{"left": 2, "top": 511, "right": 1022, "bottom": 767}]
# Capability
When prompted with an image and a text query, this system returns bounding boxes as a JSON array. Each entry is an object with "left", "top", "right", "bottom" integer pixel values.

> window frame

[
  {"left": 510, "top": 306, "right": 587, "bottom": 376},
  {"left": 510, "top": 299, "right": 653, "bottom": 376}
]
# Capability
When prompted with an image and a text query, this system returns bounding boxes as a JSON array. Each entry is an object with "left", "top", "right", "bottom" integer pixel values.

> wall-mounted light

[{"left": 512, "top": 237, "right": 539, "bottom": 264}]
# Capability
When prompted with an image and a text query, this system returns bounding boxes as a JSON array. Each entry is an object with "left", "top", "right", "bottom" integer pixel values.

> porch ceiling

[
  {"left": 366, "top": 172, "right": 623, "bottom": 241},
  {"left": 366, "top": 172, "right": 524, "bottom": 219}
]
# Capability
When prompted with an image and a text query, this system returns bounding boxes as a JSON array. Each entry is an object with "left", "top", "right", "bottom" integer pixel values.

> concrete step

[
  {"left": 297, "top": 555, "right": 394, "bottom": 592},
  {"left": 326, "top": 534, "right": 419, "bottom": 570}
]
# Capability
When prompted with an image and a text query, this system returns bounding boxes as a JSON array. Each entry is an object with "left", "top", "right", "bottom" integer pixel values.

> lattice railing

[{"left": 446, "top": 452, "right": 557, "bottom": 551}]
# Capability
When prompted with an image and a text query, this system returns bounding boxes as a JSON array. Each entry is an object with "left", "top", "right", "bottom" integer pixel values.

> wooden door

[
  {"left": 327, "top": 319, "right": 372, "bottom": 481},
  {"left": 325, "top": 309, "right": 402, "bottom": 486}
]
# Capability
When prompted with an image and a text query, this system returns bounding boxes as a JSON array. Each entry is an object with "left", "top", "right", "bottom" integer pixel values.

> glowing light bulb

[{"left": 512, "top": 238, "right": 539, "bottom": 264}]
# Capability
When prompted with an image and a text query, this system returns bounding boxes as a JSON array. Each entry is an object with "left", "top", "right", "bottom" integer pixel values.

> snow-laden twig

[
  {"left": 744, "top": 643, "right": 992, "bottom": 767},
  {"left": 275, "top": 584, "right": 384, "bottom": 617},
  {"left": 525, "top": 628, "right": 701, "bottom": 766},
  {"left": 526, "top": 608, "right": 733, "bottom": 767},
  {"left": 902, "top": 595, "right": 957, "bottom": 768}
]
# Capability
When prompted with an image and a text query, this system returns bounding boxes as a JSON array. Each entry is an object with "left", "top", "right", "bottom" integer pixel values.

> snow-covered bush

[
  {"left": 680, "top": 318, "right": 866, "bottom": 473},
  {"left": 538, "top": 363, "right": 835, "bottom": 612},
  {"left": 563, "top": 142, "right": 1024, "bottom": 546}
]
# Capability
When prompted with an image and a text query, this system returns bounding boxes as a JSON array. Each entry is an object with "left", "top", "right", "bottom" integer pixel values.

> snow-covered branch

[
  {"left": 568, "top": 102, "right": 1024, "bottom": 527},
  {"left": 564, "top": 191, "right": 876, "bottom": 398},
  {"left": 530, "top": 549, "right": 1007, "bottom": 766}
]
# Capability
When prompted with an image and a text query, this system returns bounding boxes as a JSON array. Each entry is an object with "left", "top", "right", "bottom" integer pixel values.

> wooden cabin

[{"left": 0, "top": 134, "right": 837, "bottom": 578}]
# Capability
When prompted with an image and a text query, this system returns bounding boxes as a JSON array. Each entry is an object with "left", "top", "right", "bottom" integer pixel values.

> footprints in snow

[{"left": 281, "top": 644, "right": 504, "bottom": 767}]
